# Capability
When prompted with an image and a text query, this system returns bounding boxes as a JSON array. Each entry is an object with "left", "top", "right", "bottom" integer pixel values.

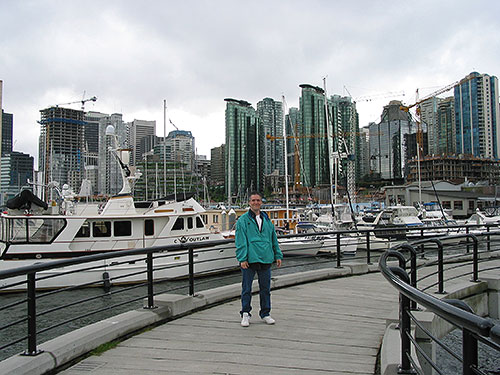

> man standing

[{"left": 235, "top": 192, "right": 283, "bottom": 327}]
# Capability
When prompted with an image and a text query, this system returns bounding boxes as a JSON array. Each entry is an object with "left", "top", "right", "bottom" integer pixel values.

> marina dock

[
  {"left": 60, "top": 271, "right": 397, "bottom": 374},
  {"left": 56, "top": 257, "right": 500, "bottom": 375}
]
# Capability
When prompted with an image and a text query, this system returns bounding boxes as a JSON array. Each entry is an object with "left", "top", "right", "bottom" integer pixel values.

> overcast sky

[{"left": 1, "top": 0, "right": 499, "bottom": 164}]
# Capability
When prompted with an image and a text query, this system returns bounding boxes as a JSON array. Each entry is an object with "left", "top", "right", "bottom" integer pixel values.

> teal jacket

[{"left": 235, "top": 210, "right": 283, "bottom": 264}]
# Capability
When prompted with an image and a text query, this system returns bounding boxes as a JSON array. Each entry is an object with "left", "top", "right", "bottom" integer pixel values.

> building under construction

[
  {"left": 39, "top": 107, "right": 85, "bottom": 196},
  {"left": 407, "top": 154, "right": 500, "bottom": 185}
]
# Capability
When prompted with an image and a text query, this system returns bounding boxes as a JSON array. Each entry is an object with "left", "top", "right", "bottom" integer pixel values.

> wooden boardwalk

[
  {"left": 59, "top": 256, "right": 500, "bottom": 375},
  {"left": 60, "top": 272, "right": 399, "bottom": 375}
]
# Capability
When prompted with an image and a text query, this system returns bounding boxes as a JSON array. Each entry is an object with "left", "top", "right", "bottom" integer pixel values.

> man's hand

[
  {"left": 276, "top": 259, "right": 282, "bottom": 268},
  {"left": 240, "top": 261, "right": 249, "bottom": 269}
]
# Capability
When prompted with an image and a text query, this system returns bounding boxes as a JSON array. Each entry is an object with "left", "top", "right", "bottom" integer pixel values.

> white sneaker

[
  {"left": 241, "top": 312, "right": 250, "bottom": 327},
  {"left": 261, "top": 315, "right": 275, "bottom": 325}
]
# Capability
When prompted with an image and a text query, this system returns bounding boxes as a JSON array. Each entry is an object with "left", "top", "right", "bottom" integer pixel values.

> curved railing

[
  {"left": 1, "top": 223, "right": 500, "bottom": 368},
  {"left": 379, "top": 231, "right": 500, "bottom": 375}
]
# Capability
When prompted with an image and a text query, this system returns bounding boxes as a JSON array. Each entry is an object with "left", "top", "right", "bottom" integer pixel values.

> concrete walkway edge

[{"left": 0, "top": 263, "right": 379, "bottom": 375}]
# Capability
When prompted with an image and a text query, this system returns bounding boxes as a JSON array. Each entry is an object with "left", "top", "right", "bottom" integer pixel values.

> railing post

[
  {"left": 462, "top": 328, "right": 478, "bottom": 375},
  {"left": 471, "top": 235, "right": 479, "bottom": 282},
  {"left": 22, "top": 272, "right": 43, "bottom": 356},
  {"left": 438, "top": 243, "right": 445, "bottom": 294},
  {"left": 336, "top": 233, "right": 342, "bottom": 268},
  {"left": 399, "top": 292, "right": 414, "bottom": 374},
  {"left": 466, "top": 227, "right": 470, "bottom": 253},
  {"left": 189, "top": 247, "right": 195, "bottom": 296},
  {"left": 144, "top": 252, "right": 156, "bottom": 309},
  {"left": 486, "top": 225, "right": 490, "bottom": 253},
  {"left": 389, "top": 265, "right": 415, "bottom": 374},
  {"left": 366, "top": 232, "right": 371, "bottom": 265}
]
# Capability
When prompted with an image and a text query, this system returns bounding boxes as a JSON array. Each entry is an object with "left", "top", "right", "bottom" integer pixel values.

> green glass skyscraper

[{"left": 224, "top": 98, "right": 262, "bottom": 200}]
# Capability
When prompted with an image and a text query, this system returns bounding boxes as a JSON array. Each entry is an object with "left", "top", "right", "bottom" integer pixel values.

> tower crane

[
  {"left": 399, "top": 75, "right": 475, "bottom": 205},
  {"left": 343, "top": 86, "right": 405, "bottom": 102},
  {"left": 55, "top": 96, "right": 97, "bottom": 111}
]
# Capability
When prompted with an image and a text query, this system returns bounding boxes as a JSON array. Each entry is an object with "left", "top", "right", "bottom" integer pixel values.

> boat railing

[{"left": 379, "top": 231, "right": 500, "bottom": 374}]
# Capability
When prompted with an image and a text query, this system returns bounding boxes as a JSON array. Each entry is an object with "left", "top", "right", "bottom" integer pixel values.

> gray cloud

[{"left": 1, "top": 0, "right": 499, "bottom": 160}]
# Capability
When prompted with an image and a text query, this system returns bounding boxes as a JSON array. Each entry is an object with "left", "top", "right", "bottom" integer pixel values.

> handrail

[
  {"left": 379, "top": 232, "right": 500, "bottom": 375},
  {"left": 381, "top": 251, "right": 495, "bottom": 334},
  {"left": 0, "top": 238, "right": 234, "bottom": 280}
]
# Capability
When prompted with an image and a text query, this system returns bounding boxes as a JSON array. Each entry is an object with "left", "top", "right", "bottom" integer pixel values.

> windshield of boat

[
  {"left": 395, "top": 207, "right": 419, "bottom": 217},
  {"left": 0, "top": 216, "right": 66, "bottom": 244}
]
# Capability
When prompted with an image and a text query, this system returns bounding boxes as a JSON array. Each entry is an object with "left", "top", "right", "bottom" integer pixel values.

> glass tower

[
  {"left": 257, "top": 98, "right": 284, "bottom": 177},
  {"left": 224, "top": 98, "right": 262, "bottom": 200},
  {"left": 454, "top": 72, "right": 500, "bottom": 158}
]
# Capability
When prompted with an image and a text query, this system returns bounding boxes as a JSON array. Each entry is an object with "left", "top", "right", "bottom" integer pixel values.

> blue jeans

[{"left": 240, "top": 266, "right": 272, "bottom": 318}]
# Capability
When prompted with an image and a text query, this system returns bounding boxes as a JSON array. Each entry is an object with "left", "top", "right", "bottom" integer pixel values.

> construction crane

[
  {"left": 266, "top": 129, "right": 321, "bottom": 193},
  {"left": 399, "top": 75, "right": 475, "bottom": 204},
  {"left": 55, "top": 96, "right": 97, "bottom": 111},
  {"left": 343, "top": 86, "right": 405, "bottom": 102}
]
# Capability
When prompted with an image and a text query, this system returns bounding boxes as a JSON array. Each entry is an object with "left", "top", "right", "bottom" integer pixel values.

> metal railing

[
  {"left": 380, "top": 231, "right": 500, "bottom": 375},
  {"left": 1, "top": 223, "right": 500, "bottom": 365}
]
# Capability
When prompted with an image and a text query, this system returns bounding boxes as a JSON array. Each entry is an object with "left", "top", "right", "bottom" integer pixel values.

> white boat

[
  {"left": 0, "top": 126, "right": 238, "bottom": 291},
  {"left": 357, "top": 205, "right": 423, "bottom": 251},
  {"left": 295, "top": 222, "right": 358, "bottom": 256},
  {"left": 278, "top": 235, "right": 325, "bottom": 257}
]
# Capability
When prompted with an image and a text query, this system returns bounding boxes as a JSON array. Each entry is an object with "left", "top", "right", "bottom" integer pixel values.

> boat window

[
  {"left": 75, "top": 221, "right": 91, "bottom": 238},
  {"left": 144, "top": 219, "right": 154, "bottom": 236},
  {"left": 454, "top": 201, "right": 463, "bottom": 210},
  {"left": 114, "top": 221, "right": 132, "bottom": 237},
  {"left": 172, "top": 217, "right": 184, "bottom": 231},
  {"left": 93, "top": 221, "right": 111, "bottom": 237},
  {"left": 187, "top": 217, "right": 193, "bottom": 229},
  {"left": 196, "top": 216, "right": 205, "bottom": 228},
  {"left": 6, "top": 217, "right": 66, "bottom": 244}
]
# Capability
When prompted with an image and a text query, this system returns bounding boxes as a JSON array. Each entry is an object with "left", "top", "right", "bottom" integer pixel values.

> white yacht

[{"left": 0, "top": 126, "right": 237, "bottom": 290}]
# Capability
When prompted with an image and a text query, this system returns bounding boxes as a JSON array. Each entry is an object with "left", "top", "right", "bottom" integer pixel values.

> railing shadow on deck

[{"left": 380, "top": 231, "right": 500, "bottom": 375}]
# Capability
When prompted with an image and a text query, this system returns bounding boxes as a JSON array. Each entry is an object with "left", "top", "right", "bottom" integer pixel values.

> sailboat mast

[
  {"left": 323, "top": 77, "right": 335, "bottom": 208},
  {"left": 163, "top": 100, "right": 167, "bottom": 197},
  {"left": 282, "top": 95, "right": 290, "bottom": 226}
]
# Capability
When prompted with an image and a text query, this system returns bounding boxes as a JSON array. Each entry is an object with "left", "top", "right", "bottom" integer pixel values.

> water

[{"left": 437, "top": 322, "right": 500, "bottom": 375}]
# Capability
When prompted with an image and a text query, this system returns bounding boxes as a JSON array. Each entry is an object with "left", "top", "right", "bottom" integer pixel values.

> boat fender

[{"left": 102, "top": 272, "right": 111, "bottom": 293}]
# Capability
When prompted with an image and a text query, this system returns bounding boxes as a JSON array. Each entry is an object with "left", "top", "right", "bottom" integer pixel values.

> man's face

[{"left": 249, "top": 194, "right": 262, "bottom": 212}]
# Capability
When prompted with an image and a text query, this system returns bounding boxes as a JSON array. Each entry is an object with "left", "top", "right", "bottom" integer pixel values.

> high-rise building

[
  {"left": 369, "top": 100, "right": 414, "bottom": 182},
  {"left": 195, "top": 155, "right": 211, "bottom": 182},
  {"left": 38, "top": 107, "right": 85, "bottom": 194},
  {"left": 298, "top": 85, "right": 358, "bottom": 189},
  {"left": 285, "top": 107, "right": 301, "bottom": 186},
  {"left": 437, "top": 97, "right": 456, "bottom": 155},
  {"left": 420, "top": 97, "right": 440, "bottom": 156},
  {"left": 454, "top": 72, "right": 500, "bottom": 158},
  {"left": 2, "top": 110, "right": 13, "bottom": 156},
  {"left": 359, "top": 127, "right": 370, "bottom": 179},
  {"left": 165, "top": 130, "right": 195, "bottom": 171},
  {"left": 0, "top": 80, "right": 3, "bottom": 162},
  {"left": 210, "top": 144, "right": 225, "bottom": 186},
  {"left": 1, "top": 151, "right": 34, "bottom": 204},
  {"left": 224, "top": 98, "right": 262, "bottom": 199},
  {"left": 298, "top": 84, "right": 330, "bottom": 188},
  {"left": 128, "top": 119, "right": 156, "bottom": 165},
  {"left": 139, "top": 135, "right": 158, "bottom": 161},
  {"left": 332, "top": 95, "right": 359, "bottom": 196},
  {"left": 257, "top": 98, "right": 284, "bottom": 177},
  {"left": 98, "top": 113, "right": 127, "bottom": 196}
]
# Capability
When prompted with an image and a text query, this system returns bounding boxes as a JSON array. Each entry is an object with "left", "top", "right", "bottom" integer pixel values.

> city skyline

[{"left": 1, "top": 1, "right": 499, "bottom": 163}]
